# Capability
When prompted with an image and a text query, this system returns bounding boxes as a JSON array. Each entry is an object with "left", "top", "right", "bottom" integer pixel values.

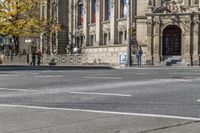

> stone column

[
  {"left": 192, "top": 16, "right": 199, "bottom": 65},
  {"left": 95, "top": 0, "right": 102, "bottom": 46},
  {"left": 153, "top": 17, "right": 161, "bottom": 64},
  {"left": 183, "top": 17, "right": 192, "bottom": 65},
  {"left": 68, "top": 0, "right": 73, "bottom": 48},
  {"left": 49, "top": 1, "right": 53, "bottom": 55},
  {"left": 146, "top": 17, "right": 153, "bottom": 65},
  {"left": 110, "top": 0, "right": 116, "bottom": 45},
  {"left": 83, "top": 0, "right": 88, "bottom": 47}
]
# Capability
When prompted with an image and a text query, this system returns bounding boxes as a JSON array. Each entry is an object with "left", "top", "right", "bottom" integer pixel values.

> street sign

[{"left": 119, "top": 52, "right": 127, "bottom": 65}]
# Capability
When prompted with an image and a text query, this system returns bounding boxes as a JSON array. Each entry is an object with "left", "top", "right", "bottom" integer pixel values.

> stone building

[
  {"left": 40, "top": 0, "right": 200, "bottom": 66},
  {"left": 143, "top": 0, "right": 200, "bottom": 65},
  {"left": 40, "top": 0, "right": 68, "bottom": 55}
]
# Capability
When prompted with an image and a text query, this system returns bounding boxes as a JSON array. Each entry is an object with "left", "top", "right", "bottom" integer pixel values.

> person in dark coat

[
  {"left": 31, "top": 51, "right": 36, "bottom": 66},
  {"left": 135, "top": 46, "right": 143, "bottom": 68},
  {"left": 37, "top": 50, "right": 42, "bottom": 66}
]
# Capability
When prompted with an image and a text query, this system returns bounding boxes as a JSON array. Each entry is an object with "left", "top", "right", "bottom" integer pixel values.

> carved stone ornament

[
  {"left": 111, "top": 0, "right": 115, "bottom": 8},
  {"left": 193, "top": 17, "right": 200, "bottom": 24},
  {"left": 103, "top": 24, "right": 110, "bottom": 32},
  {"left": 166, "top": 1, "right": 183, "bottom": 13},
  {"left": 118, "top": 21, "right": 127, "bottom": 31},
  {"left": 153, "top": 16, "right": 160, "bottom": 24},
  {"left": 170, "top": 16, "right": 179, "bottom": 23},
  {"left": 183, "top": 16, "right": 191, "bottom": 24},
  {"left": 76, "top": 28, "right": 83, "bottom": 36},
  {"left": 146, "top": 16, "right": 153, "bottom": 25},
  {"left": 89, "top": 26, "right": 96, "bottom": 35}
]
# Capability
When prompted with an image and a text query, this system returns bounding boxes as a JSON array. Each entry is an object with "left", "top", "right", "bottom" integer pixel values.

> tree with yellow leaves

[{"left": 0, "top": 0, "right": 59, "bottom": 53}]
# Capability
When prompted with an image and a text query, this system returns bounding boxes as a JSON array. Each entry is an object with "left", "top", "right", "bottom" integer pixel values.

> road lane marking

[
  {"left": 70, "top": 92, "right": 131, "bottom": 97},
  {"left": 0, "top": 104, "right": 199, "bottom": 121},
  {"left": 197, "top": 99, "right": 200, "bottom": 102},
  {"left": 35, "top": 75, "right": 64, "bottom": 78},
  {"left": 87, "top": 74, "right": 112, "bottom": 76},
  {"left": 0, "top": 88, "right": 35, "bottom": 92},
  {"left": 0, "top": 74, "right": 21, "bottom": 77},
  {"left": 84, "top": 76, "right": 123, "bottom": 80}
]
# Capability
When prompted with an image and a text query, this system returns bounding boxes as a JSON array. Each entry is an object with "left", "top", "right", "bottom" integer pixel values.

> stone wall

[
  {"left": 42, "top": 54, "right": 84, "bottom": 65},
  {"left": 42, "top": 45, "right": 148, "bottom": 66}
]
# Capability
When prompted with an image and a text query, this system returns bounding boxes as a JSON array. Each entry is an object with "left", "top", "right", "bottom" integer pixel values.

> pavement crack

[{"left": 137, "top": 121, "right": 200, "bottom": 133}]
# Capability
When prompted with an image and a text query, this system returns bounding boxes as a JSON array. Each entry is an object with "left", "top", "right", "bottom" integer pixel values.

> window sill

[
  {"left": 117, "top": 17, "right": 127, "bottom": 21},
  {"left": 101, "top": 20, "right": 110, "bottom": 24},
  {"left": 77, "top": 25, "right": 83, "bottom": 28},
  {"left": 88, "top": 23, "right": 96, "bottom": 26}
]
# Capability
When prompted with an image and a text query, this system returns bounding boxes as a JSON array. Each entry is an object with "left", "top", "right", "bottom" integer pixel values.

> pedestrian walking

[
  {"left": 31, "top": 51, "right": 36, "bottom": 66},
  {"left": 136, "top": 45, "right": 143, "bottom": 68},
  {"left": 37, "top": 50, "right": 42, "bottom": 66},
  {"left": 10, "top": 50, "right": 14, "bottom": 63}
]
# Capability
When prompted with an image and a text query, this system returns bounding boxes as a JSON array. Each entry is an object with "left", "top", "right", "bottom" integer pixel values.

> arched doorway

[{"left": 162, "top": 25, "right": 182, "bottom": 55}]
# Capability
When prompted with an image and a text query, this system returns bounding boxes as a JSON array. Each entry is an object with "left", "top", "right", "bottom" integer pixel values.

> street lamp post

[
  {"left": 25, "top": 39, "right": 32, "bottom": 64},
  {"left": 127, "top": 0, "right": 132, "bottom": 67}
]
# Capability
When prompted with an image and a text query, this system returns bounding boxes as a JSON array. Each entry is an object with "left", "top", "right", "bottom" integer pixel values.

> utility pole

[{"left": 127, "top": 0, "right": 132, "bottom": 67}]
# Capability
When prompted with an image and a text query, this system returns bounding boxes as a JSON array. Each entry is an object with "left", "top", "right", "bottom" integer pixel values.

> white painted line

[
  {"left": 0, "top": 104, "right": 200, "bottom": 121},
  {"left": 84, "top": 76, "right": 123, "bottom": 80},
  {"left": 70, "top": 92, "right": 131, "bottom": 97},
  {"left": 35, "top": 75, "right": 63, "bottom": 78},
  {"left": 0, "top": 74, "right": 21, "bottom": 77},
  {"left": 0, "top": 88, "right": 35, "bottom": 92},
  {"left": 88, "top": 74, "right": 112, "bottom": 76},
  {"left": 197, "top": 99, "right": 200, "bottom": 102}
]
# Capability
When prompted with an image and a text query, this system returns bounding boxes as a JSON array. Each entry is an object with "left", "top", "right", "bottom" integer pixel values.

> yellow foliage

[{"left": 0, "top": 0, "right": 59, "bottom": 37}]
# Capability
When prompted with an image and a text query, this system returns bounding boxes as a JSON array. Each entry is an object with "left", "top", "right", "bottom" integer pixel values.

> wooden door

[{"left": 163, "top": 25, "right": 181, "bottom": 55}]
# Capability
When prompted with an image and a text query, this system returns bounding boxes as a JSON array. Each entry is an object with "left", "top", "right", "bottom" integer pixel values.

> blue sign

[{"left": 119, "top": 52, "right": 127, "bottom": 65}]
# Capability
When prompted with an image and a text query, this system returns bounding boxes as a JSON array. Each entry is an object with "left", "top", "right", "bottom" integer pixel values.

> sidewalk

[
  {"left": 0, "top": 105, "right": 199, "bottom": 133},
  {"left": 0, "top": 64, "right": 200, "bottom": 71}
]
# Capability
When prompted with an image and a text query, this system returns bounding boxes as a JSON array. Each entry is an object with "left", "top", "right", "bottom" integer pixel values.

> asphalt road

[{"left": 0, "top": 68, "right": 200, "bottom": 132}]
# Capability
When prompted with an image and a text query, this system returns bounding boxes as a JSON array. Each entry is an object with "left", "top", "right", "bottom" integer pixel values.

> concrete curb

[{"left": 0, "top": 65, "right": 113, "bottom": 71}]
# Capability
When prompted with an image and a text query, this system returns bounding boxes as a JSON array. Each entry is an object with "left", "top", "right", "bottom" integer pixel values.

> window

[
  {"left": 78, "top": 4, "right": 84, "bottom": 26},
  {"left": 76, "top": 37, "right": 80, "bottom": 47},
  {"left": 119, "top": 31, "right": 123, "bottom": 44},
  {"left": 103, "top": 33, "right": 108, "bottom": 45},
  {"left": 76, "top": 36, "right": 83, "bottom": 47},
  {"left": 89, "top": 35, "right": 95, "bottom": 46},
  {"left": 41, "top": 6, "right": 45, "bottom": 20},
  {"left": 155, "top": 0, "right": 161, "bottom": 6},
  {"left": 91, "top": 0, "right": 96, "bottom": 23},
  {"left": 80, "top": 36, "right": 83, "bottom": 48},
  {"left": 52, "top": 33, "right": 56, "bottom": 45},
  {"left": 124, "top": 31, "right": 127, "bottom": 41},
  {"left": 120, "top": 0, "right": 127, "bottom": 18},
  {"left": 183, "top": 0, "right": 198, "bottom": 6},
  {"left": 104, "top": 0, "right": 110, "bottom": 21},
  {"left": 190, "top": 0, "right": 198, "bottom": 5}
]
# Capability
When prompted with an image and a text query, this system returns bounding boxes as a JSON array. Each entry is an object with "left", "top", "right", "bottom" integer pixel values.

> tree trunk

[{"left": 13, "top": 36, "right": 19, "bottom": 54}]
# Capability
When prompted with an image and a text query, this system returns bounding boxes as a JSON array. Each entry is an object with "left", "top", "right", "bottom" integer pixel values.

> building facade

[
  {"left": 144, "top": 0, "right": 200, "bottom": 65},
  {"left": 41, "top": 0, "right": 200, "bottom": 66},
  {"left": 40, "top": 0, "right": 68, "bottom": 55}
]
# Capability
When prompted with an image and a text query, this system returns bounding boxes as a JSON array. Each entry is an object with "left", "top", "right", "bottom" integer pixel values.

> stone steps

[{"left": 161, "top": 56, "right": 182, "bottom": 66}]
